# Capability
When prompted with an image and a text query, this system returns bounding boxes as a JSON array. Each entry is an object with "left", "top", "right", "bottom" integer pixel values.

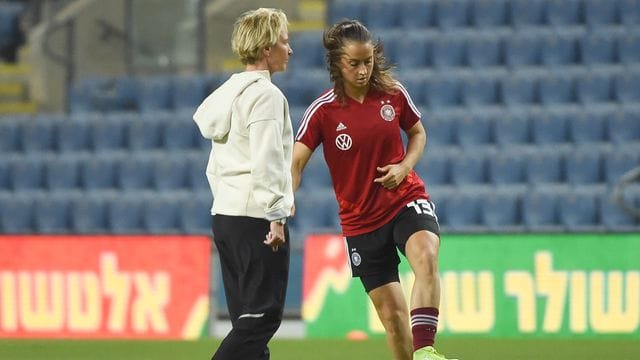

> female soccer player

[{"left": 292, "top": 20, "right": 457, "bottom": 360}]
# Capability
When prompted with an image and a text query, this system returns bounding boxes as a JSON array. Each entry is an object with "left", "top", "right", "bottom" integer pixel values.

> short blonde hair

[{"left": 231, "top": 8, "right": 288, "bottom": 65}]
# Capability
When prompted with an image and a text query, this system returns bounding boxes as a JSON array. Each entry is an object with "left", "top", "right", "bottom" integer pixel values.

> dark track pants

[{"left": 211, "top": 215, "right": 290, "bottom": 360}]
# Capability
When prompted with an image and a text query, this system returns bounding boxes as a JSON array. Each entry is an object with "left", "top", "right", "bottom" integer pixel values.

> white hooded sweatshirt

[{"left": 193, "top": 70, "right": 293, "bottom": 221}]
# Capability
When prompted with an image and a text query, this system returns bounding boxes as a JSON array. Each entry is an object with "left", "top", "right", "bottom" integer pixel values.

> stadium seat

[
  {"left": 510, "top": 0, "right": 546, "bottom": 27},
  {"left": 137, "top": 75, "right": 173, "bottom": 111},
  {"left": 0, "top": 161, "right": 9, "bottom": 191},
  {"left": 21, "top": 117, "right": 57, "bottom": 153},
  {"left": 399, "top": 0, "right": 434, "bottom": 29},
  {"left": 584, "top": 0, "right": 620, "bottom": 27},
  {"left": 56, "top": 119, "right": 90, "bottom": 153},
  {"left": 576, "top": 71, "right": 613, "bottom": 104},
  {"left": 34, "top": 194, "right": 71, "bottom": 233},
  {"left": 289, "top": 32, "right": 324, "bottom": 68},
  {"left": 547, "top": 0, "right": 582, "bottom": 26},
  {"left": 70, "top": 193, "right": 108, "bottom": 233},
  {"left": 580, "top": 33, "right": 617, "bottom": 65},
  {"left": 397, "top": 74, "right": 426, "bottom": 106},
  {"left": 142, "top": 195, "right": 181, "bottom": 233},
  {"left": 538, "top": 74, "right": 576, "bottom": 105},
  {"left": 162, "top": 118, "right": 197, "bottom": 149},
  {"left": 300, "top": 153, "right": 332, "bottom": 190},
  {"left": 79, "top": 154, "right": 118, "bottom": 190},
  {"left": 569, "top": 112, "right": 607, "bottom": 144},
  {"left": 542, "top": 32, "right": 579, "bottom": 66},
  {"left": 618, "top": 34, "right": 640, "bottom": 65},
  {"left": 501, "top": 73, "right": 538, "bottom": 106},
  {"left": 526, "top": 149, "right": 564, "bottom": 184},
  {"left": 116, "top": 154, "right": 153, "bottom": 190},
  {"left": 608, "top": 109, "right": 640, "bottom": 144},
  {"left": 151, "top": 154, "right": 189, "bottom": 190},
  {"left": 127, "top": 118, "right": 162, "bottom": 151},
  {"left": 504, "top": 34, "right": 542, "bottom": 68},
  {"left": 0, "top": 117, "right": 20, "bottom": 153},
  {"left": 424, "top": 77, "right": 462, "bottom": 109},
  {"left": 106, "top": 194, "right": 144, "bottom": 233},
  {"left": 44, "top": 155, "right": 81, "bottom": 190},
  {"left": 442, "top": 192, "right": 482, "bottom": 231},
  {"left": 522, "top": 190, "right": 562, "bottom": 231},
  {"left": 418, "top": 153, "right": 450, "bottom": 186},
  {"left": 461, "top": 76, "right": 499, "bottom": 107},
  {"left": 90, "top": 116, "right": 127, "bottom": 151},
  {"left": 481, "top": 191, "right": 522, "bottom": 231},
  {"left": 559, "top": 191, "right": 600, "bottom": 231},
  {"left": 614, "top": 72, "right": 640, "bottom": 103},
  {"left": 470, "top": 0, "right": 508, "bottom": 28},
  {"left": 0, "top": 194, "right": 34, "bottom": 233},
  {"left": 396, "top": 33, "right": 430, "bottom": 69},
  {"left": 531, "top": 112, "right": 569, "bottom": 144},
  {"left": 564, "top": 149, "right": 603, "bottom": 185},
  {"left": 620, "top": 0, "right": 640, "bottom": 25},
  {"left": 425, "top": 113, "right": 456, "bottom": 147},
  {"left": 180, "top": 192, "right": 212, "bottom": 234},
  {"left": 186, "top": 151, "right": 209, "bottom": 190},
  {"left": 493, "top": 112, "right": 531, "bottom": 146},
  {"left": 455, "top": 113, "right": 493, "bottom": 148},
  {"left": 173, "top": 75, "right": 209, "bottom": 110},
  {"left": 328, "top": 0, "right": 364, "bottom": 24},
  {"left": 467, "top": 35, "right": 503, "bottom": 68},
  {"left": 450, "top": 152, "right": 487, "bottom": 185},
  {"left": 600, "top": 193, "right": 639, "bottom": 231},
  {"left": 605, "top": 148, "right": 640, "bottom": 185},
  {"left": 363, "top": 0, "right": 400, "bottom": 29},
  {"left": 9, "top": 155, "right": 44, "bottom": 191},
  {"left": 434, "top": 0, "right": 469, "bottom": 29},
  {"left": 488, "top": 152, "right": 526, "bottom": 184},
  {"left": 432, "top": 35, "right": 466, "bottom": 68},
  {"left": 289, "top": 189, "right": 340, "bottom": 233}
]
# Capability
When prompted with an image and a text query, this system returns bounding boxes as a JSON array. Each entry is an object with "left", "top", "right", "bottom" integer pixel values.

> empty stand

[
  {"left": 34, "top": 194, "right": 71, "bottom": 233},
  {"left": 559, "top": 191, "right": 600, "bottom": 231},
  {"left": 69, "top": 192, "right": 108, "bottom": 233}
]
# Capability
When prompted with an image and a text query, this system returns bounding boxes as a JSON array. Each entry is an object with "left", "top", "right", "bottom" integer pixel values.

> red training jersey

[{"left": 295, "top": 83, "right": 430, "bottom": 236}]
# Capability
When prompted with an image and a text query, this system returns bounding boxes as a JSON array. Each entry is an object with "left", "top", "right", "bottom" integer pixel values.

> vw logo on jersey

[
  {"left": 335, "top": 133, "right": 352, "bottom": 151},
  {"left": 351, "top": 251, "right": 362, "bottom": 266},
  {"left": 380, "top": 104, "right": 395, "bottom": 121}
]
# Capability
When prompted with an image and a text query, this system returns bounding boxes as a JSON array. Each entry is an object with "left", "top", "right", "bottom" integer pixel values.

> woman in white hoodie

[{"left": 193, "top": 8, "right": 293, "bottom": 360}]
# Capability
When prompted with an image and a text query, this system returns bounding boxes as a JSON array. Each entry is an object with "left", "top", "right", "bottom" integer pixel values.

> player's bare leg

[
  {"left": 368, "top": 282, "right": 413, "bottom": 360},
  {"left": 405, "top": 230, "right": 440, "bottom": 309}
]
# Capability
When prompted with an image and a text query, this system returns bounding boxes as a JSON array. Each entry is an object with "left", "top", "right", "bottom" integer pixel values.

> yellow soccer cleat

[{"left": 413, "top": 346, "right": 459, "bottom": 360}]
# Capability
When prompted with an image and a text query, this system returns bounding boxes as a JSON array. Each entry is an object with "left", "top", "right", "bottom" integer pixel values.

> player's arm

[
  {"left": 291, "top": 142, "right": 313, "bottom": 193},
  {"left": 374, "top": 121, "right": 426, "bottom": 189}
]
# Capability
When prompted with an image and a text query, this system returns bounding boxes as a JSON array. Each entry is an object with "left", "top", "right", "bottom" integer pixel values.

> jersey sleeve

[
  {"left": 294, "top": 98, "right": 325, "bottom": 151},
  {"left": 396, "top": 82, "right": 422, "bottom": 131}
]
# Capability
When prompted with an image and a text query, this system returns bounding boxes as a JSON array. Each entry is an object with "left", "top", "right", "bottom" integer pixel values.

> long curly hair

[{"left": 323, "top": 19, "right": 397, "bottom": 103}]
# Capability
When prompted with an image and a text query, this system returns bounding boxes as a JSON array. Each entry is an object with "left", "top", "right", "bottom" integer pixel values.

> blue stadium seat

[
  {"left": 180, "top": 192, "right": 212, "bottom": 234},
  {"left": 34, "top": 194, "right": 71, "bottom": 233},
  {"left": 300, "top": 153, "right": 332, "bottom": 190},
  {"left": 173, "top": 75, "right": 209, "bottom": 111},
  {"left": 80, "top": 154, "right": 118, "bottom": 190},
  {"left": 116, "top": 154, "right": 152, "bottom": 190},
  {"left": 576, "top": 71, "right": 613, "bottom": 104},
  {"left": 461, "top": 76, "right": 499, "bottom": 107},
  {"left": 604, "top": 148, "right": 640, "bottom": 185},
  {"left": 107, "top": 194, "right": 144, "bottom": 233},
  {"left": 137, "top": 75, "right": 173, "bottom": 111},
  {"left": 289, "top": 32, "right": 324, "bottom": 68},
  {"left": 501, "top": 73, "right": 538, "bottom": 106},
  {"left": 9, "top": 155, "right": 44, "bottom": 191},
  {"left": 364, "top": 0, "right": 400, "bottom": 29},
  {"left": 187, "top": 151, "right": 209, "bottom": 190},
  {"left": 424, "top": 77, "right": 462, "bottom": 109},
  {"left": 542, "top": 32, "right": 579, "bottom": 66},
  {"left": 493, "top": 112, "right": 531, "bottom": 146},
  {"left": 289, "top": 189, "right": 340, "bottom": 233},
  {"left": 467, "top": 35, "right": 503, "bottom": 68},
  {"left": 396, "top": 33, "right": 430, "bottom": 68},
  {"left": 70, "top": 193, "right": 108, "bottom": 234},
  {"left": 620, "top": 0, "right": 640, "bottom": 25},
  {"left": 450, "top": 152, "right": 487, "bottom": 185},
  {"left": 600, "top": 193, "right": 639, "bottom": 231},
  {"left": 127, "top": 118, "right": 162, "bottom": 151},
  {"left": 538, "top": 74, "right": 576, "bottom": 105},
  {"left": 397, "top": 74, "right": 426, "bottom": 106},
  {"left": 614, "top": 72, "right": 640, "bottom": 103},
  {"left": 455, "top": 114, "right": 493, "bottom": 148},
  {"left": 162, "top": 118, "right": 197, "bottom": 149},
  {"left": 328, "top": 0, "right": 364, "bottom": 24},
  {"left": 584, "top": 0, "right": 620, "bottom": 27},
  {"left": 21, "top": 117, "right": 57, "bottom": 153},
  {"left": 56, "top": 119, "right": 90, "bottom": 153},
  {"left": 432, "top": 35, "right": 466, "bottom": 68},
  {"left": 44, "top": 155, "right": 80, "bottom": 190},
  {"left": 77, "top": 76, "right": 138, "bottom": 112},
  {"left": 400, "top": 0, "right": 434, "bottom": 28},
  {"left": 470, "top": 0, "right": 508, "bottom": 28},
  {"left": 510, "top": 0, "right": 546, "bottom": 27},
  {"left": 0, "top": 161, "right": 9, "bottom": 191},
  {"left": 618, "top": 34, "right": 640, "bottom": 65},
  {"left": 424, "top": 113, "right": 456, "bottom": 147},
  {"left": 608, "top": 109, "right": 640, "bottom": 144},
  {"left": 504, "top": 34, "right": 542, "bottom": 68},
  {"left": 522, "top": 190, "right": 562, "bottom": 231},
  {"left": 531, "top": 112, "right": 569, "bottom": 144},
  {"left": 580, "top": 33, "right": 617, "bottom": 65},
  {"left": 0, "top": 194, "right": 34, "bottom": 233},
  {"left": 142, "top": 195, "right": 181, "bottom": 233},
  {"left": 559, "top": 191, "right": 600, "bottom": 231},
  {"left": 569, "top": 112, "right": 607, "bottom": 144},
  {"left": 526, "top": 149, "right": 564, "bottom": 184},
  {"left": 152, "top": 154, "right": 189, "bottom": 190},
  {"left": 564, "top": 149, "right": 603, "bottom": 185},
  {"left": 90, "top": 116, "right": 127, "bottom": 151},
  {"left": 434, "top": 0, "right": 470, "bottom": 29},
  {"left": 442, "top": 192, "right": 482, "bottom": 231},
  {"left": 547, "top": 0, "right": 582, "bottom": 26},
  {"left": 488, "top": 152, "right": 526, "bottom": 184},
  {"left": 481, "top": 191, "right": 522, "bottom": 231},
  {"left": 0, "top": 117, "right": 20, "bottom": 152},
  {"left": 418, "top": 153, "right": 450, "bottom": 186}
]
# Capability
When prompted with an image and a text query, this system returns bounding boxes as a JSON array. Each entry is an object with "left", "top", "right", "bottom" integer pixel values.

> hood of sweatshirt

[{"left": 193, "top": 71, "right": 270, "bottom": 141}]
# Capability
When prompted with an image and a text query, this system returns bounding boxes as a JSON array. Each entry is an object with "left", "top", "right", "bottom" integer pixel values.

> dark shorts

[{"left": 345, "top": 199, "right": 440, "bottom": 292}]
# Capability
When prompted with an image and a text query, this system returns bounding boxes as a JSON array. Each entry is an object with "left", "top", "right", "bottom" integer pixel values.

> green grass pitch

[{"left": 1, "top": 338, "right": 639, "bottom": 359}]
